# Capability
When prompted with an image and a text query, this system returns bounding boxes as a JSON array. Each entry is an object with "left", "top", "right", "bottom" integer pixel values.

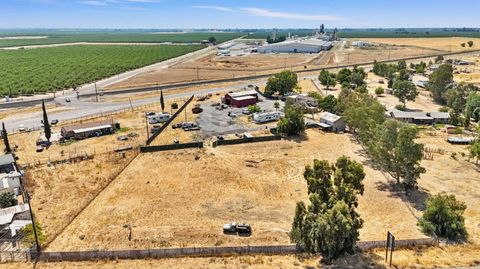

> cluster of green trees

[
  {"left": 410, "top": 62, "right": 427, "bottom": 74},
  {"left": 0, "top": 44, "right": 204, "bottom": 95},
  {"left": 428, "top": 64, "right": 480, "bottom": 126},
  {"left": 338, "top": 89, "right": 426, "bottom": 192},
  {"left": 277, "top": 102, "right": 305, "bottom": 136},
  {"left": 373, "top": 60, "right": 418, "bottom": 109},
  {"left": 290, "top": 156, "right": 365, "bottom": 261},
  {"left": 264, "top": 70, "right": 298, "bottom": 96},
  {"left": 318, "top": 67, "right": 367, "bottom": 94}
]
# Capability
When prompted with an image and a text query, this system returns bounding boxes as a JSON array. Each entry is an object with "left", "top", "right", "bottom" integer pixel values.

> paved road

[{"left": 3, "top": 81, "right": 261, "bottom": 132}]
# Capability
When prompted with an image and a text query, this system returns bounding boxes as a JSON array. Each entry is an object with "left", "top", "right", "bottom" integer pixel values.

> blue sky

[{"left": 0, "top": 0, "right": 479, "bottom": 29}]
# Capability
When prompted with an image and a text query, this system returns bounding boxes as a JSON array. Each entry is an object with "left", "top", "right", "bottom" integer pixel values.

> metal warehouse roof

[
  {"left": 227, "top": 90, "right": 258, "bottom": 98},
  {"left": 259, "top": 39, "right": 332, "bottom": 49},
  {"left": 233, "top": 95, "right": 257, "bottom": 101}
]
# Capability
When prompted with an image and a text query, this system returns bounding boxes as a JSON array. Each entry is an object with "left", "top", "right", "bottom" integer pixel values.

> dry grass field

[
  {"left": 26, "top": 151, "right": 138, "bottom": 245},
  {"left": 416, "top": 130, "right": 480, "bottom": 244},
  {"left": 46, "top": 130, "right": 423, "bottom": 251},
  {"left": 334, "top": 45, "right": 438, "bottom": 66},
  {"left": 360, "top": 37, "right": 480, "bottom": 52}
]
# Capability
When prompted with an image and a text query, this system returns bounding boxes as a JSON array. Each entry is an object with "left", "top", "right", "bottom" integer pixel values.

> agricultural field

[
  {"left": 0, "top": 32, "right": 243, "bottom": 48},
  {"left": 0, "top": 44, "right": 204, "bottom": 95}
]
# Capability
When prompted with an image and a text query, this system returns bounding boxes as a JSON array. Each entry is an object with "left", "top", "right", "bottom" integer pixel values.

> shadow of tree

[
  {"left": 295, "top": 250, "right": 389, "bottom": 268},
  {"left": 282, "top": 133, "right": 309, "bottom": 143},
  {"left": 375, "top": 180, "right": 430, "bottom": 211}
]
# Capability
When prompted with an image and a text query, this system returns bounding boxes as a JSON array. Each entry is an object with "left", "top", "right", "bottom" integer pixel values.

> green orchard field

[
  {"left": 0, "top": 32, "right": 243, "bottom": 48},
  {"left": 0, "top": 44, "right": 204, "bottom": 96}
]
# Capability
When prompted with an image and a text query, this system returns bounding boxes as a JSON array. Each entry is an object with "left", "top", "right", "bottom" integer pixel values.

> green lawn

[
  {"left": 0, "top": 45, "right": 205, "bottom": 96},
  {"left": 0, "top": 32, "right": 243, "bottom": 48}
]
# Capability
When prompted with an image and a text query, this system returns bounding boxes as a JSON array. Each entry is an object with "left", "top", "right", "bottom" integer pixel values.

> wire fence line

[
  {"left": 6, "top": 97, "right": 190, "bottom": 136},
  {"left": 36, "top": 237, "right": 436, "bottom": 262}
]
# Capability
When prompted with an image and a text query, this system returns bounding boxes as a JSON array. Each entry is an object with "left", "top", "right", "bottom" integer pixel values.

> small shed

[
  {"left": 319, "top": 112, "right": 346, "bottom": 132},
  {"left": 224, "top": 90, "right": 258, "bottom": 107},
  {"left": 61, "top": 119, "right": 116, "bottom": 140}
]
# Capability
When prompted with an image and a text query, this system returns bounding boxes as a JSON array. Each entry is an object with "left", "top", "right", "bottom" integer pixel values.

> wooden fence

[
  {"left": 140, "top": 142, "right": 204, "bottom": 152},
  {"left": 36, "top": 237, "right": 436, "bottom": 262},
  {"left": 212, "top": 135, "right": 281, "bottom": 147}
]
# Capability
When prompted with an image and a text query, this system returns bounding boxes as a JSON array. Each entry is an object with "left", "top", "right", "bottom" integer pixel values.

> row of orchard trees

[
  {"left": 0, "top": 45, "right": 204, "bottom": 96},
  {"left": 263, "top": 68, "right": 470, "bottom": 261}
]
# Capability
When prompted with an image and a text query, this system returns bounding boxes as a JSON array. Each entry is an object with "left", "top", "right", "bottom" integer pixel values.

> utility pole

[
  {"left": 94, "top": 82, "right": 98, "bottom": 102},
  {"left": 284, "top": 57, "right": 287, "bottom": 70},
  {"left": 129, "top": 98, "right": 133, "bottom": 112},
  {"left": 145, "top": 113, "right": 149, "bottom": 141}
]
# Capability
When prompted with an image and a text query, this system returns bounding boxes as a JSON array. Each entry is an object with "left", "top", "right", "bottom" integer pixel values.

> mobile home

[
  {"left": 253, "top": 112, "right": 283, "bottom": 123},
  {"left": 148, "top": 113, "right": 171, "bottom": 124}
]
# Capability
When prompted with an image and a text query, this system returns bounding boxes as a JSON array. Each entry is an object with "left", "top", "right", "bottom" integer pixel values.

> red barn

[{"left": 224, "top": 90, "right": 258, "bottom": 107}]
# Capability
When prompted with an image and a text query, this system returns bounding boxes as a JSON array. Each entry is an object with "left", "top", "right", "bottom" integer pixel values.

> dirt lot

[
  {"left": 360, "top": 37, "right": 480, "bottom": 52},
  {"left": 46, "top": 130, "right": 423, "bottom": 251},
  {"left": 106, "top": 53, "right": 315, "bottom": 90}
]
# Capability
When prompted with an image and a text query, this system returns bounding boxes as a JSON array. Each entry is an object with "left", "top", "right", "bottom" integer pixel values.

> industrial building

[
  {"left": 224, "top": 90, "right": 258, "bottom": 107},
  {"left": 61, "top": 119, "right": 117, "bottom": 140},
  {"left": 258, "top": 39, "right": 333, "bottom": 54}
]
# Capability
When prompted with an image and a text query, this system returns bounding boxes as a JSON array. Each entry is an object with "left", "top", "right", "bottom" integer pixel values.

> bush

[
  {"left": 171, "top": 103, "right": 178, "bottom": 110},
  {"left": 0, "top": 192, "right": 17, "bottom": 208},
  {"left": 438, "top": 106, "right": 450, "bottom": 112},
  {"left": 375, "top": 87, "right": 385, "bottom": 95},
  {"left": 418, "top": 193, "right": 467, "bottom": 241},
  {"left": 395, "top": 104, "right": 407, "bottom": 111},
  {"left": 20, "top": 222, "right": 46, "bottom": 248},
  {"left": 247, "top": 104, "right": 261, "bottom": 114}
]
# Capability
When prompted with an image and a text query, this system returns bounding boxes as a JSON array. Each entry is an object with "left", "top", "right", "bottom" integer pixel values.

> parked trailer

[
  {"left": 147, "top": 113, "right": 171, "bottom": 124},
  {"left": 253, "top": 112, "right": 284, "bottom": 123}
]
